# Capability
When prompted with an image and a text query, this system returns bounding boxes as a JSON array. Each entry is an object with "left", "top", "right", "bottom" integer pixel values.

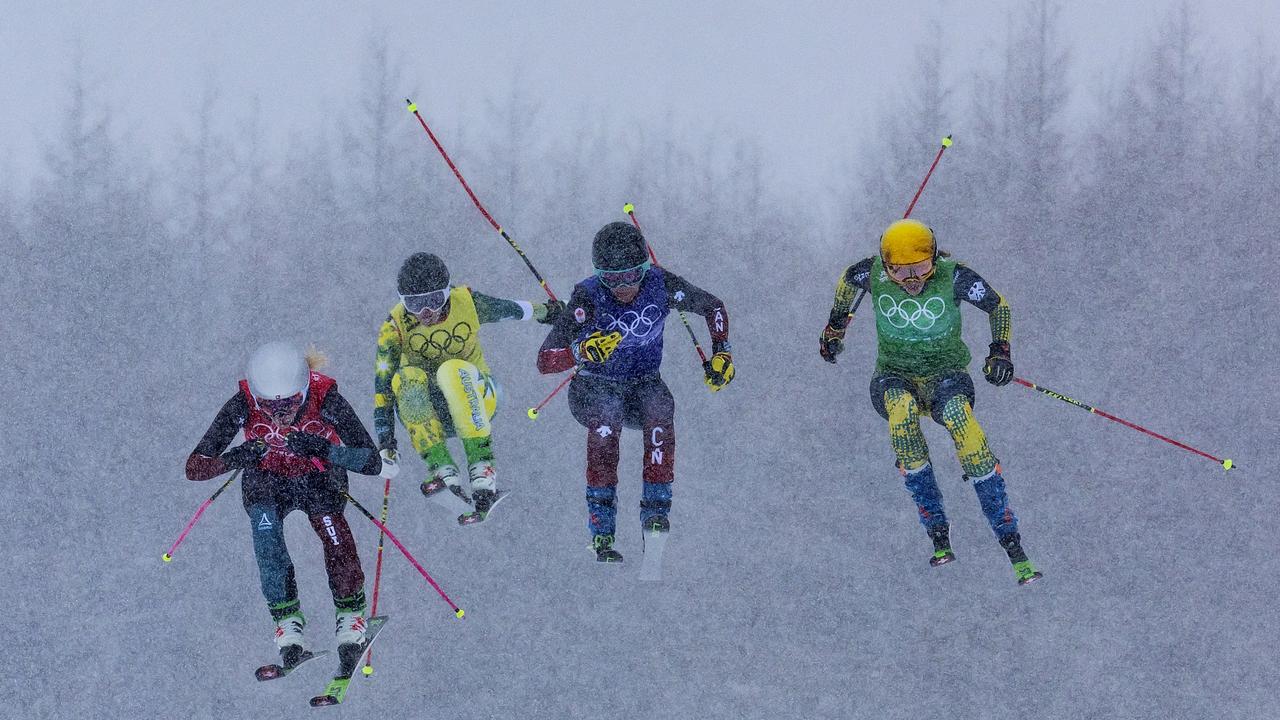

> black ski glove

[
  {"left": 536, "top": 300, "right": 566, "bottom": 325},
  {"left": 819, "top": 323, "right": 846, "bottom": 364},
  {"left": 983, "top": 341, "right": 1014, "bottom": 386},
  {"left": 220, "top": 440, "right": 267, "bottom": 470},
  {"left": 286, "top": 431, "right": 332, "bottom": 460}
]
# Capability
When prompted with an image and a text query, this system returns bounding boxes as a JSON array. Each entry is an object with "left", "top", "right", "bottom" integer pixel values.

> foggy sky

[{"left": 3, "top": 0, "right": 1278, "bottom": 207}]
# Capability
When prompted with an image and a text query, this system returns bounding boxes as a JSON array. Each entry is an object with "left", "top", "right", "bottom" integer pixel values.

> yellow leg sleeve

[
  {"left": 392, "top": 367, "right": 447, "bottom": 455},
  {"left": 939, "top": 395, "right": 998, "bottom": 478},
  {"left": 885, "top": 388, "right": 930, "bottom": 471},
  {"left": 435, "top": 359, "right": 498, "bottom": 440}
]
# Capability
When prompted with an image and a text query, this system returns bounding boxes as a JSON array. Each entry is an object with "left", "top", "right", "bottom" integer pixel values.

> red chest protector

[{"left": 239, "top": 372, "right": 339, "bottom": 478}]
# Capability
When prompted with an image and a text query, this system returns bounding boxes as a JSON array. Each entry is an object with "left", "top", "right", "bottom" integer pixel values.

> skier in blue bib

[{"left": 538, "top": 221, "right": 734, "bottom": 562}]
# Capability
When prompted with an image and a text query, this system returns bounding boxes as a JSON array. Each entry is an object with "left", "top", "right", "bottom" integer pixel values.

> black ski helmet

[
  {"left": 592, "top": 222, "right": 648, "bottom": 271},
  {"left": 397, "top": 253, "right": 449, "bottom": 295}
]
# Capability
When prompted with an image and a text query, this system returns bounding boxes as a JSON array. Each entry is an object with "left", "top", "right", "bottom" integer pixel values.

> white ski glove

[{"left": 379, "top": 449, "right": 400, "bottom": 480}]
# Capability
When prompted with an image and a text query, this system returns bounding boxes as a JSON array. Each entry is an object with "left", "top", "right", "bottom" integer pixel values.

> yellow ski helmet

[{"left": 879, "top": 219, "right": 936, "bottom": 266}]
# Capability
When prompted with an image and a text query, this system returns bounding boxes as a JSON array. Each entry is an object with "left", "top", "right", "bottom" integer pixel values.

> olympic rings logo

[
  {"left": 409, "top": 321, "right": 474, "bottom": 359},
  {"left": 249, "top": 419, "right": 332, "bottom": 449},
  {"left": 877, "top": 294, "right": 946, "bottom": 330},
  {"left": 250, "top": 422, "right": 288, "bottom": 448},
  {"left": 601, "top": 304, "right": 663, "bottom": 344}
]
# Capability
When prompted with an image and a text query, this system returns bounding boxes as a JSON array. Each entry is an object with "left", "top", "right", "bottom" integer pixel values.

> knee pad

[
  {"left": 436, "top": 359, "right": 497, "bottom": 439},
  {"left": 870, "top": 374, "right": 913, "bottom": 421},
  {"left": 928, "top": 372, "right": 976, "bottom": 426}
]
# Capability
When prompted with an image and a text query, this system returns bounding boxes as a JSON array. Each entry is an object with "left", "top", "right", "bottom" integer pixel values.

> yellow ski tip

[
  {"left": 941, "top": 135, "right": 953, "bottom": 147},
  {"left": 362, "top": 665, "right": 374, "bottom": 676},
  {"left": 527, "top": 408, "right": 539, "bottom": 420},
  {"left": 405, "top": 99, "right": 418, "bottom": 112},
  {"left": 1223, "top": 458, "right": 1233, "bottom": 470},
  {"left": 455, "top": 608, "right": 466, "bottom": 619},
  {"left": 162, "top": 553, "right": 172, "bottom": 563},
  {"left": 623, "top": 203, "right": 635, "bottom": 213}
]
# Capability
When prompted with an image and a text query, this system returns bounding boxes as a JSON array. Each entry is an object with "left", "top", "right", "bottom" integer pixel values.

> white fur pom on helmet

[{"left": 246, "top": 341, "right": 309, "bottom": 400}]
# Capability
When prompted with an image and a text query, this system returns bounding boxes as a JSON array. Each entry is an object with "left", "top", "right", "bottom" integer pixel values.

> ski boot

[
  {"left": 421, "top": 465, "right": 473, "bottom": 517},
  {"left": 468, "top": 460, "right": 497, "bottom": 491},
  {"left": 421, "top": 465, "right": 467, "bottom": 500},
  {"left": 999, "top": 532, "right": 1042, "bottom": 586},
  {"left": 591, "top": 534, "right": 623, "bottom": 563},
  {"left": 643, "top": 515, "right": 670, "bottom": 534},
  {"left": 459, "top": 461, "right": 507, "bottom": 525},
  {"left": 274, "top": 612, "right": 306, "bottom": 668},
  {"left": 335, "top": 606, "right": 368, "bottom": 649},
  {"left": 927, "top": 524, "right": 956, "bottom": 567}
]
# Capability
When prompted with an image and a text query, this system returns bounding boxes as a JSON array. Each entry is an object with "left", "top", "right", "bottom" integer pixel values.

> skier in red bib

[{"left": 185, "top": 342, "right": 383, "bottom": 669}]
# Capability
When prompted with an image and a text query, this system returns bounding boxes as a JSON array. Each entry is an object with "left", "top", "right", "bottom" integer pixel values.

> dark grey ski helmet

[
  {"left": 397, "top": 253, "right": 449, "bottom": 295},
  {"left": 592, "top": 222, "right": 648, "bottom": 271}
]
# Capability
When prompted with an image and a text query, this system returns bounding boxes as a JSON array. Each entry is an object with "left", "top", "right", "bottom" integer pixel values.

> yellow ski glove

[
  {"left": 703, "top": 352, "right": 734, "bottom": 392},
  {"left": 574, "top": 330, "right": 623, "bottom": 364}
]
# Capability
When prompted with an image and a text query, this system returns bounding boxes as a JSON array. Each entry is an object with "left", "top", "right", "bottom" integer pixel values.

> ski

[
  {"left": 638, "top": 527, "right": 669, "bottom": 582},
  {"left": 255, "top": 649, "right": 328, "bottom": 681},
  {"left": 308, "top": 615, "right": 388, "bottom": 707},
  {"left": 426, "top": 485, "right": 474, "bottom": 518},
  {"left": 458, "top": 490, "right": 511, "bottom": 526}
]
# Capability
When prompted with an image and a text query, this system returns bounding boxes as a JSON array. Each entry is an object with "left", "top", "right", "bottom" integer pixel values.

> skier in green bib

[{"left": 820, "top": 218, "right": 1041, "bottom": 586}]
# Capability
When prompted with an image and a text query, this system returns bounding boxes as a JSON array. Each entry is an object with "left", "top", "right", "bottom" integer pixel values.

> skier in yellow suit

[{"left": 374, "top": 252, "right": 563, "bottom": 524}]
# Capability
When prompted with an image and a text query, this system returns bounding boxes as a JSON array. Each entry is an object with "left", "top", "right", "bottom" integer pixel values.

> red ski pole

[
  {"left": 162, "top": 469, "right": 241, "bottom": 563},
  {"left": 343, "top": 491, "right": 465, "bottom": 618},
  {"left": 361, "top": 477, "right": 393, "bottom": 676},
  {"left": 847, "top": 135, "right": 953, "bottom": 320},
  {"left": 527, "top": 367, "right": 579, "bottom": 421},
  {"left": 1013, "top": 378, "right": 1235, "bottom": 471},
  {"left": 623, "top": 203, "right": 709, "bottom": 365},
  {"left": 405, "top": 98, "right": 559, "bottom": 302}
]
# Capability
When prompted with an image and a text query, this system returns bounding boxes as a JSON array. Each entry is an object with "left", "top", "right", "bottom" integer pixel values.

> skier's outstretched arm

[
  {"left": 664, "top": 272, "right": 730, "bottom": 352},
  {"left": 819, "top": 257, "right": 873, "bottom": 363},
  {"left": 373, "top": 314, "right": 402, "bottom": 451},
  {"left": 826, "top": 257, "right": 874, "bottom": 331},
  {"left": 185, "top": 393, "right": 256, "bottom": 481},
  {"left": 954, "top": 264, "right": 1014, "bottom": 386},
  {"left": 537, "top": 283, "right": 593, "bottom": 374},
  {"left": 472, "top": 290, "right": 566, "bottom": 326}
]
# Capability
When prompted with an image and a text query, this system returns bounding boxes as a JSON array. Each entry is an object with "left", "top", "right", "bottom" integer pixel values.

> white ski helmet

[{"left": 246, "top": 341, "right": 309, "bottom": 400}]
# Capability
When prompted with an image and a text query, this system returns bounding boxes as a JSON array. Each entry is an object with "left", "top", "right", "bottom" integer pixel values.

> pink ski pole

[
  {"left": 343, "top": 491, "right": 465, "bottom": 619},
  {"left": 162, "top": 469, "right": 241, "bottom": 562}
]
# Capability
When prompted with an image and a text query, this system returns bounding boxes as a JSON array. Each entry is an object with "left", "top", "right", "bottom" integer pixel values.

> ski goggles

[
  {"left": 595, "top": 260, "right": 651, "bottom": 289},
  {"left": 401, "top": 288, "right": 450, "bottom": 314},
  {"left": 885, "top": 259, "right": 936, "bottom": 284}
]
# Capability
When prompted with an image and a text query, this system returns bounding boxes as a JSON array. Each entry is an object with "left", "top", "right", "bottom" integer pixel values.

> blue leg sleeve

[
  {"left": 971, "top": 469, "right": 1018, "bottom": 537},
  {"left": 585, "top": 485, "right": 617, "bottom": 537},
  {"left": 641, "top": 481, "right": 673, "bottom": 525},
  {"left": 902, "top": 463, "right": 948, "bottom": 528}
]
